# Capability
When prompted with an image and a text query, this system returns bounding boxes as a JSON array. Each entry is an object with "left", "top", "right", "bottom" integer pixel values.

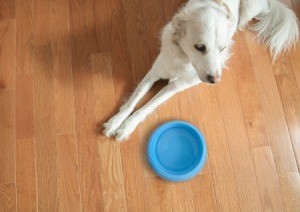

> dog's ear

[{"left": 172, "top": 10, "right": 189, "bottom": 42}]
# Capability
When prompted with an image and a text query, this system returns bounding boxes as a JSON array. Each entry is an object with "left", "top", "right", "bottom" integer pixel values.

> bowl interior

[{"left": 153, "top": 126, "right": 204, "bottom": 175}]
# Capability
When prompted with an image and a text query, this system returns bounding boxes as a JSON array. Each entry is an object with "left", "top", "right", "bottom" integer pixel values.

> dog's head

[{"left": 172, "top": 4, "right": 233, "bottom": 83}]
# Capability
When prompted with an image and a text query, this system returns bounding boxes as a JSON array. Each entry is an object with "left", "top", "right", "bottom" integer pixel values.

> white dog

[{"left": 104, "top": 0, "right": 299, "bottom": 141}]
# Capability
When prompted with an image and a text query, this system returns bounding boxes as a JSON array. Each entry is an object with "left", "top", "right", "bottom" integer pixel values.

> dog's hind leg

[
  {"left": 238, "top": 0, "right": 269, "bottom": 29},
  {"left": 103, "top": 71, "right": 159, "bottom": 137},
  {"left": 114, "top": 78, "right": 200, "bottom": 141}
]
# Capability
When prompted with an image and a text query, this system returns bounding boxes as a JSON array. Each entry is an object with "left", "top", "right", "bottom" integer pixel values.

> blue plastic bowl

[{"left": 147, "top": 121, "right": 207, "bottom": 182}]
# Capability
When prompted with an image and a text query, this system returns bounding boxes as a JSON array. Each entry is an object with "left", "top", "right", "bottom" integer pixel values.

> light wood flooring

[{"left": 0, "top": 0, "right": 300, "bottom": 211}]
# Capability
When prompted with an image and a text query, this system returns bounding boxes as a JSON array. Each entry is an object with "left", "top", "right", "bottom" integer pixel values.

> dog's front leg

[
  {"left": 103, "top": 72, "right": 159, "bottom": 137},
  {"left": 114, "top": 78, "right": 200, "bottom": 141}
]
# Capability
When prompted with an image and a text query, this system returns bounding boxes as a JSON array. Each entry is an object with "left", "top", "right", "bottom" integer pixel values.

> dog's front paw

[
  {"left": 103, "top": 113, "right": 126, "bottom": 137},
  {"left": 115, "top": 116, "right": 140, "bottom": 142}
]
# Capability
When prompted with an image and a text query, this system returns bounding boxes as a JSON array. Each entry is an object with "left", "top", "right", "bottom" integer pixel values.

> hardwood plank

[
  {"left": 85, "top": 0, "right": 111, "bottom": 53},
  {"left": 15, "top": 75, "right": 35, "bottom": 139},
  {"left": 33, "top": 1, "right": 59, "bottom": 210},
  {"left": 273, "top": 55, "right": 294, "bottom": 75},
  {"left": 0, "top": 90, "right": 15, "bottom": 183},
  {"left": 51, "top": 0, "right": 75, "bottom": 135},
  {"left": 97, "top": 141, "right": 127, "bottom": 211},
  {"left": 85, "top": 0, "right": 99, "bottom": 54},
  {"left": 0, "top": 19, "right": 15, "bottom": 90},
  {"left": 0, "top": 90, "right": 16, "bottom": 211},
  {"left": 232, "top": 32, "right": 269, "bottom": 148},
  {"left": 9, "top": 0, "right": 300, "bottom": 210},
  {"left": 0, "top": 0, "right": 15, "bottom": 19},
  {"left": 197, "top": 85, "right": 240, "bottom": 211},
  {"left": 289, "top": 45, "right": 300, "bottom": 93},
  {"left": 56, "top": 134, "right": 81, "bottom": 212},
  {"left": 162, "top": 0, "right": 185, "bottom": 21},
  {"left": 16, "top": 139, "right": 37, "bottom": 212},
  {"left": 15, "top": 0, "right": 33, "bottom": 75},
  {"left": 69, "top": 0, "right": 103, "bottom": 210},
  {"left": 0, "top": 183, "right": 16, "bottom": 212},
  {"left": 252, "top": 146, "right": 285, "bottom": 211},
  {"left": 216, "top": 70, "right": 263, "bottom": 211},
  {"left": 91, "top": 53, "right": 127, "bottom": 211},
  {"left": 276, "top": 73, "right": 300, "bottom": 170},
  {"left": 170, "top": 182, "right": 195, "bottom": 211},
  {"left": 190, "top": 174, "right": 216, "bottom": 212},
  {"left": 15, "top": 0, "right": 35, "bottom": 140},
  {"left": 108, "top": 0, "right": 133, "bottom": 107},
  {"left": 245, "top": 30, "right": 298, "bottom": 174},
  {"left": 144, "top": 177, "right": 173, "bottom": 212},
  {"left": 123, "top": 0, "right": 152, "bottom": 82},
  {"left": 243, "top": 29, "right": 269, "bottom": 58},
  {"left": 119, "top": 133, "right": 150, "bottom": 211},
  {"left": 142, "top": 0, "right": 164, "bottom": 63},
  {"left": 33, "top": 43, "right": 58, "bottom": 212},
  {"left": 279, "top": 172, "right": 300, "bottom": 211}
]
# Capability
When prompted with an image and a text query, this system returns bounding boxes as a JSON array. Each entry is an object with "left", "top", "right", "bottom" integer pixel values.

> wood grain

[
  {"left": 0, "top": 19, "right": 15, "bottom": 90},
  {"left": 0, "top": 183, "right": 16, "bottom": 212},
  {"left": 216, "top": 70, "right": 263, "bottom": 211},
  {"left": 190, "top": 174, "right": 216, "bottom": 212},
  {"left": 232, "top": 32, "right": 269, "bottom": 148},
  {"left": 252, "top": 146, "right": 285, "bottom": 211},
  {"left": 16, "top": 139, "right": 37, "bottom": 212},
  {"left": 197, "top": 85, "right": 240, "bottom": 211},
  {"left": 0, "top": 90, "right": 16, "bottom": 212},
  {"left": 0, "top": 0, "right": 15, "bottom": 19},
  {"left": 92, "top": 53, "right": 127, "bottom": 211},
  {"left": 123, "top": 0, "right": 152, "bottom": 82},
  {"left": 15, "top": 0, "right": 33, "bottom": 75},
  {"left": 245, "top": 30, "right": 298, "bottom": 174},
  {"left": 51, "top": 0, "right": 75, "bottom": 135},
  {"left": 0, "top": 90, "right": 15, "bottom": 184},
  {"left": 15, "top": 75, "right": 35, "bottom": 140},
  {"left": 276, "top": 73, "right": 300, "bottom": 170},
  {"left": 145, "top": 177, "right": 173, "bottom": 212},
  {"left": 56, "top": 134, "right": 81, "bottom": 212},
  {"left": 1, "top": 0, "right": 300, "bottom": 211},
  {"left": 69, "top": 0, "right": 103, "bottom": 210},
  {"left": 279, "top": 172, "right": 300, "bottom": 211}
]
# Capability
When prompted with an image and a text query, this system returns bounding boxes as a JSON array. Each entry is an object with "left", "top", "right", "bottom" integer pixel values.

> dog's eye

[
  {"left": 220, "top": 46, "right": 226, "bottom": 52},
  {"left": 194, "top": 44, "right": 206, "bottom": 53}
]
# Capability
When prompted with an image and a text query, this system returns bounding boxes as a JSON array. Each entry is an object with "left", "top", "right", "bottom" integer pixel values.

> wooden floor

[{"left": 1, "top": 0, "right": 300, "bottom": 211}]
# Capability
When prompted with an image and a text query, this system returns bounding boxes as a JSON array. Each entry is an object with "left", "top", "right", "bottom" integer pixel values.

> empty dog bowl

[{"left": 147, "top": 121, "right": 207, "bottom": 182}]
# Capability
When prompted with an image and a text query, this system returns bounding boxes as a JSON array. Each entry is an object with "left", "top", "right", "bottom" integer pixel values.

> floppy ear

[{"left": 172, "top": 10, "right": 189, "bottom": 42}]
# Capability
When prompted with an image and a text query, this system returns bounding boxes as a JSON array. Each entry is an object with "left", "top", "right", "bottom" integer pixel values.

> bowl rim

[{"left": 147, "top": 120, "right": 207, "bottom": 182}]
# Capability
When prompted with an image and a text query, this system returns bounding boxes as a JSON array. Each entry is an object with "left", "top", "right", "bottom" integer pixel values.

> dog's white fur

[{"left": 104, "top": 0, "right": 299, "bottom": 141}]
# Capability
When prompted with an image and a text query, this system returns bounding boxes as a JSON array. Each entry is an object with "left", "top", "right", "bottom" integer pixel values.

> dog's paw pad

[
  {"left": 103, "top": 120, "right": 119, "bottom": 137},
  {"left": 115, "top": 126, "right": 131, "bottom": 142},
  {"left": 103, "top": 115, "right": 125, "bottom": 136},
  {"left": 103, "top": 126, "right": 114, "bottom": 137}
]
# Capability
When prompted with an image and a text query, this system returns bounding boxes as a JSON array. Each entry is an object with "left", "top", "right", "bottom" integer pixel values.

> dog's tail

[{"left": 250, "top": 0, "right": 299, "bottom": 60}]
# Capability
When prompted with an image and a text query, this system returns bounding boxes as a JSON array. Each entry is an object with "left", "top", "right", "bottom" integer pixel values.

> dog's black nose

[{"left": 207, "top": 75, "right": 216, "bottom": 84}]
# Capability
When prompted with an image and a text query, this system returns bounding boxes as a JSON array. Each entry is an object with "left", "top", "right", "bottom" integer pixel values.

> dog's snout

[
  {"left": 207, "top": 75, "right": 216, "bottom": 84},
  {"left": 206, "top": 75, "right": 221, "bottom": 84}
]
